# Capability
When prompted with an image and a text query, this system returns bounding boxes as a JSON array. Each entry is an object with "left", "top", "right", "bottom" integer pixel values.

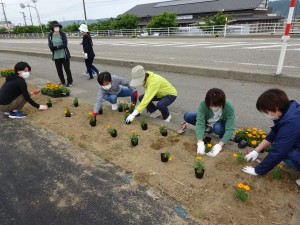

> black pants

[
  {"left": 54, "top": 58, "right": 73, "bottom": 84},
  {"left": 85, "top": 55, "right": 99, "bottom": 78}
]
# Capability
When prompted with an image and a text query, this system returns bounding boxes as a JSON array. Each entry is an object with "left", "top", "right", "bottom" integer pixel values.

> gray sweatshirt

[{"left": 93, "top": 75, "right": 132, "bottom": 112}]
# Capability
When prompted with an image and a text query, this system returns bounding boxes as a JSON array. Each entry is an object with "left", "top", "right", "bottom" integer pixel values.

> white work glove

[
  {"left": 242, "top": 166, "right": 258, "bottom": 176},
  {"left": 125, "top": 109, "right": 139, "bottom": 123},
  {"left": 207, "top": 144, "right": 222, "bottom": 157},
  {"left": 245, "top": 150, "right": 259, "bottom": 162},
  {"left": 84, "top": 53, "right": 88, "bottom": 59},
  {"left": 39, "top": 105, "right": 48, "bottom": 110},
  {"left": 197, "top": 142, "right": 205, "bottom": 155}
]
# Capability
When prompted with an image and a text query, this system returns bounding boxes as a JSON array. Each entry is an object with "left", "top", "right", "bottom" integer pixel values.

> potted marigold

[
  {"left": 272, "top": 164, "right": 284, "bottom": 180},
  {"left": 107, "top": 125, "right": 117, "bottom": 138},
  {"left": 118, "top": 103, "right": 124, "bottom": 112},
  {"left": 123, "top": 103, "right": 129, "bottom": 111},
  {"left": 205, "top": 143, "right": 213, "bottom": 153},
  {"left": 233, "top": 152, "right": 247, "bottom": 164},
  {"left": 130, "top": 130, "right": 140, "bottom": 146},
  {"left": 0, "top": 68, "right": 14, "bottom": 77},
  {"left": 235, "top": 183, "right": 250, "bottom": 202},
  {"left": 64, "top": 108, "right": 71, "bottom": 117},
  {"left": 161, "top": 151, "right": 172, "bottom": 162},
  {"left": 194, "top": 156, "right": 205, "bottom": 179},
  {"left": 140, "top": 117, "right": 148, "bottom": 130},
  {"left": 124, "top": 110, "right": 131, "bottom": 124},
  {"left": 129, "top": 102, "right": 135, "bottom": 113},
  {"left": 47, "top": 98, "right": 52, "bottom": 108},
  {"left": 88, "top": 112, "right": 96, "bottom": 127},
  {"left": 159, "top": 125, "right": 168, "bottom": 136},
  {"left": 73, "top": 97, "right": 79, "bottom": 107}
]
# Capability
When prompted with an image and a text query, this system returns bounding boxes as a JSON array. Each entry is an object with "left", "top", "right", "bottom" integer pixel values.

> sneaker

[
  {"left": 296, "top": 179, "right": 300, "bottom": 186},
  {"left": 150, "top": 110, "right": 161, "bottom": 118},
  {"left": 8, "top": 111, "right": 26, "bottom": 119},
  {"left": 93, "top": 73, "right": 97, "bottom": 77},
  {"left": 66, "top": 83, "right": 73, "bottom": 87},
  {"left": 177, "top": 122, "right": 188, "bottom": 134},
  {"left": 83, "top": 72, "right": 88, "bottom": 76},
  {"left": 111, "top": 103, "right": 118, "bottom": 111},
  {"left": 164, "top": 114, "right": 172, "bottom": 122},
  {"left": 3, "top": 112, "right": 10, "bottom": 116},
  {"left": 88, "top": 77, "right": 94, "bottom": 80}
]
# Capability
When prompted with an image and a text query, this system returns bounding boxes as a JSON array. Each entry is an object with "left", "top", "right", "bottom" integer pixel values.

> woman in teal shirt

[{"left": 178, "top": 88, "right": 235, "bottom": 157}]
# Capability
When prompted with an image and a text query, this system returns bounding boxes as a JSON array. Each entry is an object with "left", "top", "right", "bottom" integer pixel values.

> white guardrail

[{"left": 0, "top": 22, "right": 300, "bottom": 38}]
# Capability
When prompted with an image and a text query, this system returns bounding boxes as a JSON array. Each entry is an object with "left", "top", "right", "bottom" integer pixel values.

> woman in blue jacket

[{"left": 243, "top": 89, "right": 300, "bottom": 186}]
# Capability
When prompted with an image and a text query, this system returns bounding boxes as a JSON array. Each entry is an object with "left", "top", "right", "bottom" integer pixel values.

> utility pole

[
  {"left": 27, "top": 4, "right": 33, "bottom": 25},
  {"left": 0, "top": 0, "right": 10, "bottom": 33},
  {"left": 82, "top": 0, "right": 87, "bottom": 25},
  {"left": 20, "top": 11, "right": 27, "bottom": 26}
]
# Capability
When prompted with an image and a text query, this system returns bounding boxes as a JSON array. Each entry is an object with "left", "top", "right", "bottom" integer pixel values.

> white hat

[
  {"left": 130, "top": 65, "right": 145, "bottom": 87},
  {"left": 79, "top": 24, "right": 89, "bottom": 33}
]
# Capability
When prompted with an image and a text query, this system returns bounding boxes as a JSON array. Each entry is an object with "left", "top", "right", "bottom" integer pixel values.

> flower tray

[{"left": 41, "top": 92, "right": 70, "bottom": 98}]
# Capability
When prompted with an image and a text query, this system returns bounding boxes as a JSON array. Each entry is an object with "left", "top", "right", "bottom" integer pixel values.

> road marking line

[{"left": 214, "top": 60, "right": 300, "bottom": 69}]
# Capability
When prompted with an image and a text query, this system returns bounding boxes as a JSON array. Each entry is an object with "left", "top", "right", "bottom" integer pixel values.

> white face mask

[
  {"left": 102, "top": 84, "right": 111, "bottom": 90},
  {"left": 54, "top": 27, "right": 60, "bottom": 32},
  {"left": 210, "top": 107, "right": 221, "bottom": 112},
  {"left": 265, "top": 113, "right": 279, "bottom": 120},
  {"left": 22, "top": 71, "right": 30, "bottom": 79}
]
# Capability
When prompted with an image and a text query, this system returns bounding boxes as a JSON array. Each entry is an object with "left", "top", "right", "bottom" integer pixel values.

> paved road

[
  {"left": 1, "top": 52, "right": 300, "bottom": 133},
  {"left": 0, "top": 116, "right": 194, "bottom": 225},
  {"left": 0, "top": 37, "right": 300, "bottom": 76}
]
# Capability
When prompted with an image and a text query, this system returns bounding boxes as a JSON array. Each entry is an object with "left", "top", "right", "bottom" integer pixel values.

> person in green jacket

[
  {"left": 125, "top": 65, "right": 177, "bottom": 123},
  {"left": 178, "top": 88, "right": 235, "bottom": 157}
]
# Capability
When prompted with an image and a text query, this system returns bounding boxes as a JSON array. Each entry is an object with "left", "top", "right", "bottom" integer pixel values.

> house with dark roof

[{"left": 124, "top": 0, "right": 283, "bottom": 27}]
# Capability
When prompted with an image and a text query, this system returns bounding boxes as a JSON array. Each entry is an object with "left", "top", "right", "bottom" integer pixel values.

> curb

[{"left": 1, "top": 49, "right": 300, "bottom": 88}]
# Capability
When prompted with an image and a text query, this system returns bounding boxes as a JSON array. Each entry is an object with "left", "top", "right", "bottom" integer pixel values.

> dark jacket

[
  {"left": 82, "top": 34, "right": 95, "bottom": 57},
  {"left": 0, "top": 74, "right": 39, "bottom": 108},
  {"left": 48, "top": 31, "right": 71, "bottom": 60},
  {"left": 255, "top": 100, "right": 300, "bottom": 175}
]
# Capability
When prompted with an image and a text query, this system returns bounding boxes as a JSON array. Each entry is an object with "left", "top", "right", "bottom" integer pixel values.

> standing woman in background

[
  {"left": 79, "top": 24, "right": 99, "bottom": 80},
  {"left": 47, "top": 21, "right": 73, "bottom": 87}
]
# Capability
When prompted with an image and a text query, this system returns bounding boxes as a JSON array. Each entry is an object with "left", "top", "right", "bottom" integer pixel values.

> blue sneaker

[{"left": 8, "top": 111, "right": 26, "bottom": 119}]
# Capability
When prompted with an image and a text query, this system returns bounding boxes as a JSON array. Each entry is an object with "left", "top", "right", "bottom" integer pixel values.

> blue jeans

[
  {"left": 139, "top": 94, "right": 177, "bottom": 120},
  {"left": 183, "top": 112, "right": 225, "bottom": 136},
  {"left": 103, "top": 87, "right": 136, "bottom": 105},
  {"left": 284, "top": 159, "right": 299, "bottom": 171}
]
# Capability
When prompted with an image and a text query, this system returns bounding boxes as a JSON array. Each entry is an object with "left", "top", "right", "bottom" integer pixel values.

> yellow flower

[
  {"left": 257, "top": 135, "right": 260, "bottom": 138},
  {"left": 251, "top": 140, "right": 257, "bottom": 146},
  {"left": 258, "top": 130, "right": 264, "bottom": 135},
  {"left": 277, "top": 164, "right": 284, "bottom": 169},
  {"left": 237, "top": 183, "right": 244, "bottom": 189},
  {"left": 168, "top": 156, "right": 172, "bottom": 161},
  {"left": 207, "top": 143, "right": 212, "bottom": 148},
  {"left": 196, "top": 156, "right": 202, "bottom": 160},
  {"left": 131, "top": 103, "right": 135, "bottom": 106},
  {"left": 252, "top": 128, "right": 258, "bottom": 131},
  {"left": 262, "top": 135, "right": 266, "bottom": 139},
  {"left": 243, "top": 185, "right": 251, "bottom": 191},
  {"left": 247, "top": 133, "right": 253, "bottom": 137},
  {"left": 125, "top": 110, "right": 129, "bottom": 113},
  {"left": 247, "top": 128, "right": 251, "bottom": 132},
  {"left": 107, "top": 125, "right": 111, "bottom": 129},
  {"left": 252, "top": 131, "right": 257, "bottom": 135},
  {"left": 88, "top": 112, "right": 93, "bottom": 116},
  {"left": 63, "top": 109, "right": 67, "bottom": 114},
  {"left": 131, "top": 130, "right": 137, "bottom": 133},
  {"left": 233, "top": 153, "right": 238, "bottom": 158}
]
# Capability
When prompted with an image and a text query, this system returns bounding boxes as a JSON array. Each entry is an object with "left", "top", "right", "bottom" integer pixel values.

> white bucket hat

[
  {"left": 79, "top": 24, "right": 89, "bottom": 33},
  {"left": 130, "top": 65, "right": 146, "bottom": 87}
]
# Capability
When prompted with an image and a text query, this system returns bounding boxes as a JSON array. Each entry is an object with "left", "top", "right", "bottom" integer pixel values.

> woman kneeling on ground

[
  {"left": 243, "top": 88, "right": 300, "bottom": 186},
  {"left": 178, "top": 88, "right": 235, "bottom": 157}
]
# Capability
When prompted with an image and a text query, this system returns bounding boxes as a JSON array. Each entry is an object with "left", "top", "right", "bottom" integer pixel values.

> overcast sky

[{"left": 3, "top": 0, "right": 164, "bottom": 25}]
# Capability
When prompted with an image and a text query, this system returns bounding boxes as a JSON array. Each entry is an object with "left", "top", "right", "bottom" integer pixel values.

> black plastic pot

[
  {"left": 98, "top": 108, "right": 103, "bottom": 115},
  {"left": 203, "top": 136, "right": 211, "bottom": 145},
  {"left": 90, "top": 120, "right": 96, "bottom": 127},
  {"left": 66, "top": 92, "right": 70, "bottom": 96},
  {"left": 74, "top": 103, "right": 79, "bottom": 107},
  {"left": 118, "top": 108, "right": 123, "bottom": 112},
  {"left": 161, "top": 153, "right": 169, "bottom": 162},
  {"left": 233, "top": 136, "right": 242, "bottom": 143},
  {"left": 65, "top": 113, "right": 71, "bottom": 117},
  {"left": 111, "top": 130, "right": 117, "bottom": 138},
  {"left": 125, "top": 119, "right": 131, "bottom": 125},
  {"left": 160, "top": 131, "right": 168, "bottom": 137},
  {"left": 131, "top": 139, "right": 138, "bottom": 146},
  {"left": 141, "top": 123, "right": 148, "bottom": 130},
  {"left": 238, "top": 140, "right": 248, "bottom": 149},
  {"left": 195, "top": 168, "right": 205, "bottom": 179},
  {"left": 47, "top": 103, "right": 52, "bottom": 108}
]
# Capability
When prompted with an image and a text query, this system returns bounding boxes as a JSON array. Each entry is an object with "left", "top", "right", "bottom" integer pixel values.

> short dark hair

[
  {"left": 205, "top": 88, "right": 226, "bottom": 108},
  {"left": 14, "top": 62, "right": 31, "bottom": 74},
  {"left": 256, "top": 89, "right": 290, "bottom": 113},
  {"left": 97, "top": 71, "right": 112, "bottom": 85}
]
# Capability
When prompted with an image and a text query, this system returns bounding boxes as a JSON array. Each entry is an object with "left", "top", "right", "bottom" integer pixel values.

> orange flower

[
  {"left": 277, "top": 164, "right": 284, "bottom": 169},
  {"left": 247, "top": 133, "right": 253, "bottom": 137},
  {"left": 262, "top": 135, "right": 266, "bottom": 139},
  {"left": 251, "top": 140, "right": 257, "bottom": 146}
]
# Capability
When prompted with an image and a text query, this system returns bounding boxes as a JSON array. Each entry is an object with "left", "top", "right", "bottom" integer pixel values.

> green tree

[
  {"left": 63, "top": 23, "right": 80, "bottom": 32},
  {"left": 146, "top": 12, "right": 178, "bottom": 28},
  {"left": 89, "top": 18, "right": 117, "bottom": 30},
  {"left": 114, "top": 14, "right": 139, "bottom": 29},
  {"left": 200, "top": 11, "right": 231, "bottom": 27},
  {"left": 12, "top": 25, "right": 41, "bottom": 34},
  {"left": 0, "top": 27, "right": 7, "bottom": 33}
]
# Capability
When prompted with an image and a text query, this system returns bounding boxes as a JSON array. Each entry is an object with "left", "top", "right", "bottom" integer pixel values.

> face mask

[
  {"left": 22, "top": 71, "right": 30, "bottom": 79},
  {"left": 210, "top": 107, "right": 221, "bottom": 112},
  {"left": 102, "top": 84, "right": 111, "bottom": 90},
  {"left": 265, "top": 113, "right": 279, "bottom": 120},
  {"left": 54, "top": 27, "right": 60, "bottom": 32}
]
